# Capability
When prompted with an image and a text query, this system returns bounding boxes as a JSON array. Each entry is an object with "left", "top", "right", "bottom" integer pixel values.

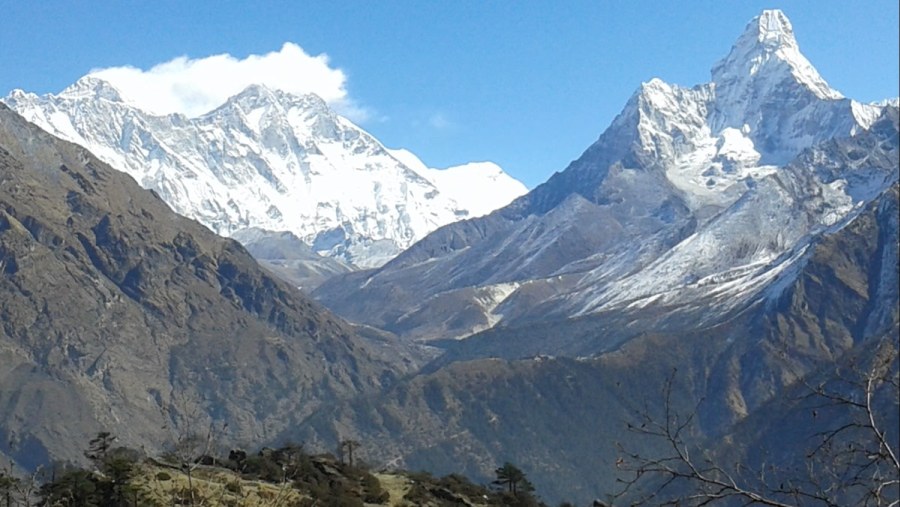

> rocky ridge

[
  {"left": 0, "top": 102, "right": 419, "bottom": 471},
  {"left": 314, "top": 10, "right": 898, "bottom": 344}
]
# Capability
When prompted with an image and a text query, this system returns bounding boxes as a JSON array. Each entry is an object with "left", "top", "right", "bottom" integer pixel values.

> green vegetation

[{"left": 2, "top": 433, "right": 565, "bottom": 506}]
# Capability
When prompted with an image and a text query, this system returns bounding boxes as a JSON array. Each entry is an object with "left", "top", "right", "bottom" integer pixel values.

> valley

[{"left": 0, "top": 8, "right": 897, "bottom": 506}]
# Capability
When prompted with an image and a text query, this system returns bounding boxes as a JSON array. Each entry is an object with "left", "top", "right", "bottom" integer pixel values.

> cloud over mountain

[{"left": 89, "top": 42, "right": 368, "bottom": 120}]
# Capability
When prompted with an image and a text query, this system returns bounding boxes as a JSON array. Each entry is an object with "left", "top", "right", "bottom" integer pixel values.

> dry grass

[
  {"left": 133, "top": 464, "right": 308, "bottom": 507},
  {"left": 371, "top": 473, "right": 411, "bottom": 506},
  {"left": 128, "top": 462, "right": 494, "bottom": 507}
]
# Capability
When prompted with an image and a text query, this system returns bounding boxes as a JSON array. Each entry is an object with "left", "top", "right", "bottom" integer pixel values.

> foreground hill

[
  {"left": 5, "top": 438, "right": 553, "bottom": 507},
  {"left": 0, "top": 103, "right": 419, "bottom": 471}
]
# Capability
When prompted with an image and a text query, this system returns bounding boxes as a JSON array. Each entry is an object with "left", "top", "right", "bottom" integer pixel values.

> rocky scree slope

[
  {"left": 3, "top": 82, "right": 526, "bottom": 268},
  {"left": 314, "top": 10, "right": 898, "bottom": 344},
  {"left": 0, "top": 103, "right": 419, "bottom": 472}
]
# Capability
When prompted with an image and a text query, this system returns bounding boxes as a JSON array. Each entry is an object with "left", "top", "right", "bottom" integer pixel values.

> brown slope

[
  {"left": 293, "top": 183, "right": 899, "bottom": 505},
  {"left": 0, "top": 104, "right": 417, "bottom": 471},
  {"left": 704, "top": 332, "right": 899, "bottom": 506}
]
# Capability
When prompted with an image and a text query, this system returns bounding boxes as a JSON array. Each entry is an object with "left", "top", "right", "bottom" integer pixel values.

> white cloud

[{"left": 89, "top": 42, "right": 368, "bottom": 121}]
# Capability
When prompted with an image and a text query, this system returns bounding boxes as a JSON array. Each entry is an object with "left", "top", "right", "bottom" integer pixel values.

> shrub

[{"left": 362, "top": 473, "right": 389, "bottom": 503}]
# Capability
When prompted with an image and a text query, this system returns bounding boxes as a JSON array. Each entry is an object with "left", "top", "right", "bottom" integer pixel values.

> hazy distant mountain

[
  {"left": 315, "top": 10, "right": 898, "bottom": 345},
  {"left": 0, "top": 103, "right": 421, "bottom": 471},
  {"left": 231, "top": 227, "right": 352, "bottom": 290},
  {"left": 3, "top": 81, "right": 526, "bottom": 268}
]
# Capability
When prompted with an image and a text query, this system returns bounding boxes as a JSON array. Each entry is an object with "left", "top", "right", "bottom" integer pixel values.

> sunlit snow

[{"left": 3, "top": 80, "right": 526, "bottom": 267}]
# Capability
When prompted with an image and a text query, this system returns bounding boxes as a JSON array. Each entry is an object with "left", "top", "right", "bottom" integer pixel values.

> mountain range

[
  {"left": 0, "top": 9, "right": 896, "bottom": 506},
  {"left": 315, "top": 10, "right": 898, "bottom": 347},
  {"left": 0, "top": 101, "right": 427, "bottom": 470},
  {"left": 3, "top": 80, "right": 526, "bottom": 268},
  {"left": 302, "top": 10, "right": 898, "bottom": 502}
]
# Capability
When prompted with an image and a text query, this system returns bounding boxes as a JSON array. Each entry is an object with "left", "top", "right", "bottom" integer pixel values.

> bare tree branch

[{"left": 614, "top": 345, "right": 899, "bottom": 506}]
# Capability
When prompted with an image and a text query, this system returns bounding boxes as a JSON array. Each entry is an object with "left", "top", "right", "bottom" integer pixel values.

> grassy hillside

[{"left": 2, "top": 442, "right": 553, "bottom": 507}]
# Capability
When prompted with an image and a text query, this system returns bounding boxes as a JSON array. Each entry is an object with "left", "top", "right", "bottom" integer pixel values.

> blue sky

[{"left": 1, "top": 1, "right": 897, "bottom": 188}]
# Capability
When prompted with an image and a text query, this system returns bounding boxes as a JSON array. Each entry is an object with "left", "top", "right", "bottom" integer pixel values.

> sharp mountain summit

[{"left": 0, "top": 9, "right": 897, "bottom": 506}]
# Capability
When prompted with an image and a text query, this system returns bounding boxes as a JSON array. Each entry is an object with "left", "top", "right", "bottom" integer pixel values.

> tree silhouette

[
  {"left": 84, "top": 431, "right": 115, "bottom": 468},
  {"left": 39, "top": 469, "right": 101, "bottom": 507},
  {"left": 0, "top": 469, "right": 19, "bottom": 507},
  {"left": 100, "top": 447, "right": 141, "bottom": 507},
  {"left": 493, "top": 462, "right": 533, "bottom": 496},
  {"left": 160, "top": 391, "right": 227, "bottom": 506},
  {"left": 339, "top": 439, "right": 360, "bottom": 468}
]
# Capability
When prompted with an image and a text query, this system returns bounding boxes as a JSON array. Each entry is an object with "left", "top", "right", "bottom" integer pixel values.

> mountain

[
  {"left": 296, "top": 179, "right": 899, "bottom": 505},
  {"left": 230, "top": 227, "right": 352, "bottom": 290},
  {"left": 3, "top": 81, "right": 526, "bottom": 268},
  {"left": 0, "top": 103, "right": 423, "bottom": 472},
  {"left": 314, "top": 10, "right": 898, "bottom": 344},
  {"left": 388, "top": 148, "right": 529, "bottom": 218},
  {"left": 298, "top": 10, "right": 899, "bottom": 503},
  {"left": 1, "top": 9, "right": 896, "bottom": 505}
]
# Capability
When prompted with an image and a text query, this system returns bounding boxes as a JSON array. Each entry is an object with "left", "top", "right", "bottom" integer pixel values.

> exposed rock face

[
  {"left": 314, "top": 11, "right": 897, "bottom": 345},
  {"left": 295, "top": 182, "right": 900, "bottom": 505},
  {"left": 0, "top": 103, "right": 418, "bottom": 470}
]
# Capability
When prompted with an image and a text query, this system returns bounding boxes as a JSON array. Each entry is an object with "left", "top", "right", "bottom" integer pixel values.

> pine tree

[
  {"left": 84, "top": 431, "right": 115, "bottom": 468},
  {"left": 493, "top": 462, "right": 531, "bottom": 496}
]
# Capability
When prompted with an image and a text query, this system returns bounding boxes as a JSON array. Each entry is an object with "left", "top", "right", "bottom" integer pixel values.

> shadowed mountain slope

[
  {"left": 230, "top": 227, "right": 352, "bottom": 291},
  {"left": 295, "top": 180, "right": 899, "bottom": 505},
  {"left": 0, "top": 103, "right": 418, "bottom": 471}
]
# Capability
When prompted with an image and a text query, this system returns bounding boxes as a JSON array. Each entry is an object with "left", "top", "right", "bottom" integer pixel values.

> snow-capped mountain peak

[
  {"left": 311, "top": 10, "right": 899, "bottom": 345},
  {"left": 221, "top": 84, "right": 331, "bottom": 120},
  {"left": 3, "top": 77, "right": 527, "bottom": 267},
  {"left": 752, "top": 9, "right": 798, "bottom": 51},
  {"left": 57, "top": 75, "right": 129, "bottom": 103},
  {"left": 387, "top": 148, "right": 528, "bottom": 218},
  {"left": 554, "top": 10, "right": 898, "bottom": 319},
  {"left": 611, "top": 9, "right": 884, "bottom": 212},
  {"left": 712, "top": 9, "right": 841, "bottom": 102}
]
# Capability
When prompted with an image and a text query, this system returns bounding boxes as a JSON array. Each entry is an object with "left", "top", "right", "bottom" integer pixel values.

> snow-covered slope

[
  {"left": 315, "top": 10, "right": 899, "bottom": 343},
  {"left": 388, "top": 148, "right": 528, "bottom": 218},
  {"left": 3, "top": 81, "right": 525, "bottom": 268},
  {"left": 545, "top": 10, "right": 897, "bottom": 319}
]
